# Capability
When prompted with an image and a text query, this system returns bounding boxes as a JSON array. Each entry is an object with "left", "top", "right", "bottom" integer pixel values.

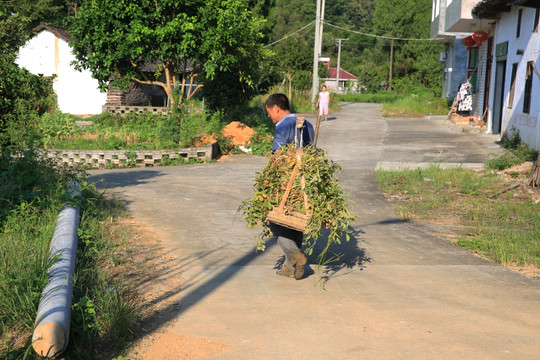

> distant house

[
  {"left": 320, "top": 60, "right": 358, "bottom": 94},
  {"left": 16, "top": 24, "right": 107, "bottom": 115}
]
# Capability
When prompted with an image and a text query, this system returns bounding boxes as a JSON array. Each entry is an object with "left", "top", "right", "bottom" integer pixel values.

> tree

[
  {"left": 0, "top": 9, "right": 56, "bottom": 149},
  {"left": 69, "top": 0, "right": 265, "bottom": 111},
  {"left": 3, "top": 0, "right": 75, "bottom": 32},
  {"left": 371, "top": 0, "right": 443, "bottom": 93}
]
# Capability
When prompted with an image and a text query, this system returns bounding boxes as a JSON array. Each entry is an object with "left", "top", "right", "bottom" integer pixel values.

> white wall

[
  {"left": 16, "top": 30, "right": 107, "bottom": 115},
  {"left": 489, "top": 7, "right": 540, "bottom": 149}
]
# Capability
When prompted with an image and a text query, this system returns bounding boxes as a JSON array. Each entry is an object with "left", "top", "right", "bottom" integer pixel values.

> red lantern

[
  {"left": 462, "top": 36, "right": 476, "bottom": 50},
  {"left": 472, "top": 31, "right": 488, "bottom": 46}
]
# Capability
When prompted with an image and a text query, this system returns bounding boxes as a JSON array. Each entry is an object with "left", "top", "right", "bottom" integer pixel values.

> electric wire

[
  {"left": 264, "top": 21, "right": 315, "bottom": 48},
  {"left": 322, "top": 20, "right": 432, "bottom": 41}
]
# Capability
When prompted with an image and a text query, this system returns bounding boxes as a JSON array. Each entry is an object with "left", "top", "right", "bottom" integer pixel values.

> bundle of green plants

[{"left": 241, "top": 144, "right": 355, "bottom": 265}]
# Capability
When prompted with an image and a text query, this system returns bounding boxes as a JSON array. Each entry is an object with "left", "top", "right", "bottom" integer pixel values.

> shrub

[
  {"left": 485, "top": 128, "right": 539, "bottom": 170},
  {"left": 38, "top": 109, "right": 80, "bottom": 147}
]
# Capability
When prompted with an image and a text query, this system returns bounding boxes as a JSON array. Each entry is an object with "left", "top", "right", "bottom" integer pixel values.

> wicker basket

[{"left": 266, "top": 146, "right": 311, "bottom": 232}]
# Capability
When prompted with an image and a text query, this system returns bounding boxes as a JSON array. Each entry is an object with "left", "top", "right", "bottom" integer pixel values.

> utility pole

[
  {"left": 311, "top": 0, "right": 322, "bottom": 107},
  {"left": 389, "top": 36, "right": 394, "bottom": 91},
  {"left": 335, "top": 38, "right": 348, "bottom": 94},
  {"left": 318, "top": 0, "right": 326, "bottom": 55}
]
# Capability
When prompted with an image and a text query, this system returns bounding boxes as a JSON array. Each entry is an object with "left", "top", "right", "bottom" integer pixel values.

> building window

[
  {"left": 523, "top": 61, "right": 534, "bottom": 114},
  {"left": 534, "top": 8, "right": 539, "bottom": 33},
  {"left": 517, "top": 9, "right": 523, "bottom": 38},
  {"left": 508, "top": 63, "right": 518, "bottom": 109},
  {"left": 468, "top": 48, "right": 479, "bottom": 92}
]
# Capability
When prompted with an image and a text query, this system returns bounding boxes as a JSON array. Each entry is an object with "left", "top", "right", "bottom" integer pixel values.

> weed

[{"left": 377, "top": 166, "right": 540, "bottom": 272}]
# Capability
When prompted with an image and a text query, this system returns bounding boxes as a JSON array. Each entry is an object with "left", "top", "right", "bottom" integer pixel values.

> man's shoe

[
  {"left": 291, "top": 253, "right": 307, "bottom": 280},
  {"left": 276, "top": 265, "right": 294, "bottom": 278}
]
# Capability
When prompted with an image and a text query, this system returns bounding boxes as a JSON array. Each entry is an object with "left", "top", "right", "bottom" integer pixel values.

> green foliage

[
  {"left": 484, "top": 129, "right": 538, "bottom": 170},
  {"left": 3, "top": 0, "right": 74, "bottom": 32},
  {"left": 241, "top": 145, "right": 355, "bottom": 266},
  {"left": 38, "top": 109, "right": 80, "bottom": 147},
  {"left": 263, "top": 0, "right": 443, "bottom": 95},
  {"left": 336, "top": 92, "right": 399, "bottom": 104},
  {"left": 69, "top": 0, "right": 266, "bottom": 112},
  {"left": 0, "top": 151, "right": 74, "bottom": 352},
  {"left": 0, "top": 150, "right": 75, "bottom": 223},
  {"left": 0, "top": 201, "right": 58, "bottom": 329},
  {"left": 0, "top": 13, "right": 57, "bottom": 150},
  {"left": 41, "top": 108, "right": 226, "bottom": 152},
  {"left": 484, "top": 152, "right": 526, "bottom": 171},
  {"left": 336, "top": 89, "right": 448, "bottom": 116},
  {"left": 381, "top": 91, "right": 449, "bottom": 116},
  {"left": 0, "top": 154, "right": 137, "bottom": 358}
]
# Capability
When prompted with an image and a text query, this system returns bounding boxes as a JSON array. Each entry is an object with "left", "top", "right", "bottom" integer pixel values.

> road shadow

[
  {"left": 273, "top": 226, "right": 370, "bottom": 284},
  {"left": 88, "top": 169, "right": 166, "bottom": 189}
]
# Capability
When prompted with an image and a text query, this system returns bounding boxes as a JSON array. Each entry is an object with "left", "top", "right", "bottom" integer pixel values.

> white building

[
  {"left": 432, "top": 0, "right": 540, "bottom": 150},
  {"left": 16, "top": 24, "right": 107, "bottom": 115},
  {"left": 473, "top": 2, "right": 540, "bottom": 148},
  {"left": 430, "top": 0, "right": 490, "bottom": 101}
]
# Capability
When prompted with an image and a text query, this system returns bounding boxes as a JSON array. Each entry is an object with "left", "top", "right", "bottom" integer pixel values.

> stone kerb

[
  {"left": 103, "top": 105, "right": 168, "bottom": 116},
  {"left": 44, "top": 142, "right": 217, "bottom": 169}
]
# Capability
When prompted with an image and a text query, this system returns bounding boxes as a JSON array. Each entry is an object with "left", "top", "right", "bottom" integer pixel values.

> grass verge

[
  {"left": 336, "top": 88, "right": 449, "bottom": 117},
  {"left": 0, "top": 152, "right": 139, "bottom": 359},
  {"left": 376, "top": 165, "right": 540, "bottom": 278}
]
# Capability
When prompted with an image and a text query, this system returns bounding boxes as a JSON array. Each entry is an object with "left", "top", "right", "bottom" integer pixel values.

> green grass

[
  {"left": 336, "top": 88, "right": 450, "bottom": 116},
  {"left": 0, "top": 152, "right": 139, "bottom": 359},
  {"left": 376, "top": 165, "right": 540, "bottom": 272},
  {"left": 336, "top": 92, "right": 399, "bottom": 104},
  {"left": 484, "top": 129, "right": 538, "bottom": 171},
  {"left": 381, "top": 94, "right": 448, "bottom": 116}
]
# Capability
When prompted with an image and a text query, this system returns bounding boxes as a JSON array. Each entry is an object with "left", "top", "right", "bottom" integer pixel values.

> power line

[
  {"left": 264, "top": 21, "right": 315, "bottom": 48},
  {"left": 322, "top": 21, "right": 432, "bottom": 41}
]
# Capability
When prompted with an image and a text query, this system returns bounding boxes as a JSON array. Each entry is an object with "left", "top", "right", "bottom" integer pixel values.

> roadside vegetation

[
  {"left": 376, "top": 141, "right": 540, "bottom": 278},
  {"left": 484, "top": 128, "right": 539, "bottom": 171},
  {"left": 336, "top": 87, "right": 450, "bottom": 117},
  {"left": 0, "top": 151, "right": 140, "bottom": 359}
]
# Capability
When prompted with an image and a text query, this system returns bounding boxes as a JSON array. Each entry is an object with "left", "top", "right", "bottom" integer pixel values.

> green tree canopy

[
  {"left": 0, "top": 9, "right": 56, "bottom": 149},
  {"left": 69, "top": 0, "right": 266, "bottom": 111},
  {"left": 3, "top": 0, "right": 76, "bottom": 33}
]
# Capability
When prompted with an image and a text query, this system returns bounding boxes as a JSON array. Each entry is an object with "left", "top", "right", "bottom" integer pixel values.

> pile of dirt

[{"left": 222, "top": 121, "right": 256, "bottom": 146}]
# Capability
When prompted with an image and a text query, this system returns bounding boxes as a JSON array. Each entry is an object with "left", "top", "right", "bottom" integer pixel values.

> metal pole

[{"left": 311, "top": 0, "right": 321, "bottom": 107}]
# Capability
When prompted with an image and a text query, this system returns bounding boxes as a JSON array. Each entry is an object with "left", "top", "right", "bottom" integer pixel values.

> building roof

[
  {"left": 33, "top": 24, "right": 72, "bottom": 41},
  {"left": 322, "top": 61, "right": 358, "bottom": 80},
  {"left": 473, "top": 0, "right": 540, "bottom": 19}
]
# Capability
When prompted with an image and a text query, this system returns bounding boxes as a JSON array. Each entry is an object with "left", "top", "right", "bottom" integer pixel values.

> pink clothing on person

[{"left": 318, "top": 91, "right": 329, "bottom": 116}]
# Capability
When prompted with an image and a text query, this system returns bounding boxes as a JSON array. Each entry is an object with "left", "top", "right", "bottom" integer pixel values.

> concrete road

[{"left": 90, "top": 103, "right": 540, "bottom": 360}]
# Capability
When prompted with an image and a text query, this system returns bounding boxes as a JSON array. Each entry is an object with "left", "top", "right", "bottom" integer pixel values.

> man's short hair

[{"left": 265, "top": 93, "right": 290, "bottom": 111}]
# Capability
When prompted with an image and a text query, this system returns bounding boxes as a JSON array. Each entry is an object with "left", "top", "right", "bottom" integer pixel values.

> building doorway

[{"left": 492, "top": 59, "right": 506, "bottom": 135}]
